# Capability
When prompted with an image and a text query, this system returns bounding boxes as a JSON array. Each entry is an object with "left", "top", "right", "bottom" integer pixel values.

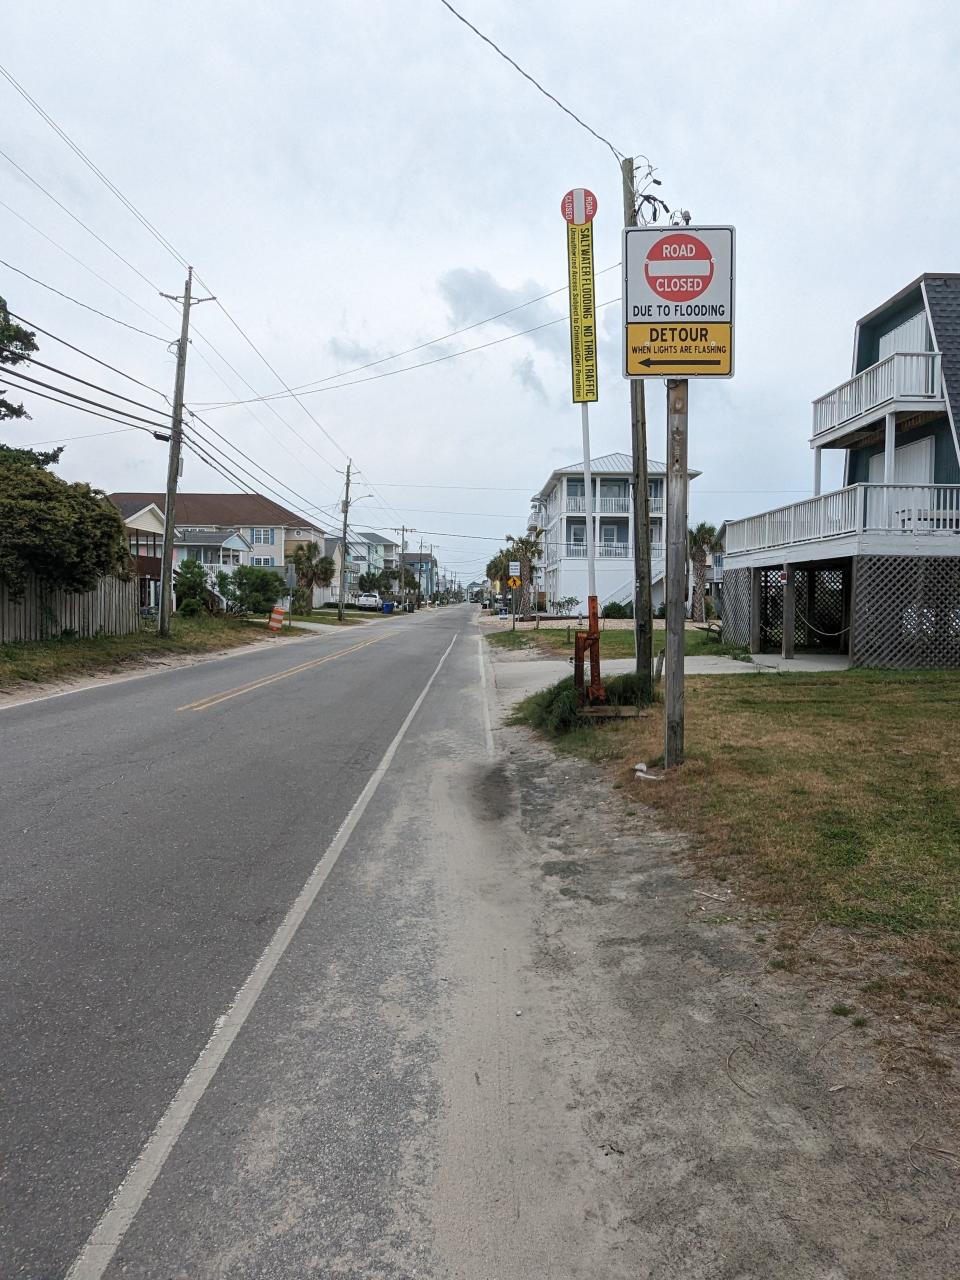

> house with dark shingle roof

[
  {"left": 109, "top": 491, "right": 329, "bottom": 607},
  {"left": 723, "top": 274, "right": 960, "bottom": 667}
]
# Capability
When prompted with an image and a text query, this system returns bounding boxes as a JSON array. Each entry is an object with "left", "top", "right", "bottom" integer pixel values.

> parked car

[{"left": 356, "top": 592, "right": 381, "bottom": 611}]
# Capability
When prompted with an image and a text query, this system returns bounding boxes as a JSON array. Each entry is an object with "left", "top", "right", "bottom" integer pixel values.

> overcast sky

[{"left": 3, "top": 0, "right": 959, "bottom": 582}]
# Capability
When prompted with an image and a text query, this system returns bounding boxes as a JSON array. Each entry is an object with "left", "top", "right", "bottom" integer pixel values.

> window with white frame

[
  {"left": 252, "top": 528, "right": 273, "bottom": 544},
  {"left": 252, "top": 556, "right": 274, "bottom": 566}
]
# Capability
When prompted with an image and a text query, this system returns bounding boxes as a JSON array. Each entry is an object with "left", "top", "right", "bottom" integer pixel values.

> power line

[
  {"left": 22, "top": 426, "right": 143, "bottom": 447},
  {"left": 438, "top": 0, "right": 624, "bottom": 165},
  {"left": 5, "top": 384, "right": 170, "bottom": 434},
  {"left": 0, "top": 67, "right": 188, "bottom": 271},
  {"left": 200, "top": 299, "right": 619, "bottom": 406},
  {"left": 4, "top": 366, "right": 170, "bottom": 428},
  {"left": 0, "top": 69, "right": 399, "bottom": 528},
  {"left": 24, "top": 357, "right": 166, "bottom": 416},
  {"left": 0, "top": 259, "right": 169, "bottom": 340},
  {"left": 0, "top": 196, "right": 172, "bottom": 326},
  {"left": 8, "top": 312, "right": 167, "bottom": 395},
  {"left": 183, "top": 416, "right": 335, "bottom": 523},
  {"left": 189, "top": 265, "right": 620, "bottom": 406},
  {"left": 0, "top": 145, "right": 164, "bottom": 294}
]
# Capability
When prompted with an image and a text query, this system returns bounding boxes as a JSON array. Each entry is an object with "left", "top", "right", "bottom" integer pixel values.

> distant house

[
  {"left": 172, "top": 530, "right": 253, "bottom": 589},
  {"left": 109, "top": 493, "right": 325, "bottom": 568},
  {"left": 111, "top": 498, "right": 165, "bottom": 609},
  {"left": 530, "top": 452, "right": 700, "bottom": 613},
  {"left": 723, "top": 273, "right": 960, "bottom": 667},
  {"left": 403, "top": 550, "right": 438, "bottom": 600}
]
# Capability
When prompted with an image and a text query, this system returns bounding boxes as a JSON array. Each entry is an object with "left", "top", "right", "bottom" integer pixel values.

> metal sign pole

[
  {"left": 581, "top": 401, "right": 597, "bottom": 602},
  {"left": 664, "top": 379, "right": 689, "bottom": 767}
]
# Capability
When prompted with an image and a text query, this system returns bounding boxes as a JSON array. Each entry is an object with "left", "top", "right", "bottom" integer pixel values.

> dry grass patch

[
  {"left": 0, "top": 615, "right": 300, "bottom": 689},
  {"left": 513, "top": 668, "right": 960, "bottom": 1023}
]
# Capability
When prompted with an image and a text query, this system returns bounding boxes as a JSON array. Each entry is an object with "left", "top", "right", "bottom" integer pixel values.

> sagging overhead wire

[
  {"left": 199, "top": 299, "right": 621, "bottom": 407},
  {"left": 0, "top": 66, "right": 188, "bottom": 271},
  {"left": 437, "top": 0, "right": 625, "bottom": 167},
  {"left": 0, "top": 196, "right": 172, "bottom": 326},
  {"left": 0, "top": 259, "right": 169, "bottom": 340},
  {"left": 3, "top": 366, "right": 170, "bottom": 430},
  {"left": 189, "top": 265, "right": 620, "bottom": 406},
  {"left": 7, "top": 312, "right": 168, "bottom": 395}
]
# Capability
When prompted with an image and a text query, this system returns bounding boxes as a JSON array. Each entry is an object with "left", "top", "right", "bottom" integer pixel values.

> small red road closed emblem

[
  {"left": 644, "top": 232, "right": 714, "bottom": 302},
  {"left": 560, "top": 188, "right": 597, "bottom": 226}
]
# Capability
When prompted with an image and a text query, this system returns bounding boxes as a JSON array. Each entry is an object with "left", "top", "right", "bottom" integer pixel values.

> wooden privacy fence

[{"left": 0, "top": 574, "right": 141, "bottom": 643}]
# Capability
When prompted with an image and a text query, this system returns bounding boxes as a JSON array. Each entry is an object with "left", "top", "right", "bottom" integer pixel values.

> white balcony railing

[
  {"left": 565, "top": 496, "right": 586, "bottom": 513},
  {"left": 648, "top": 498, "right": 664, "bottom": 515},
  {"left": 812, "top": 351, "right": 942, "bottom": 435},
  {"left": 597, "top": 497, "right": 629, "bottom": 513},
  {"left": 725, "top": 484, "right": 960, "bottom": 555}
]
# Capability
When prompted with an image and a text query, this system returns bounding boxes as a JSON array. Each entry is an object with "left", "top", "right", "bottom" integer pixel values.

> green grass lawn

[
  {"left": 487, "top": 625, "right": 745, "bottom": 660},
  {"left": 0, "top": 615, "right": 301, "bottom": 688},
  {"left": 510, "top": 667, "right": 960, "bottom": 1020}
]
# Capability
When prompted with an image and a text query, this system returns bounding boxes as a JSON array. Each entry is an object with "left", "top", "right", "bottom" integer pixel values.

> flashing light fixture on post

[{"left": 562, "top": 186, "right": 604, "bottom": 704}]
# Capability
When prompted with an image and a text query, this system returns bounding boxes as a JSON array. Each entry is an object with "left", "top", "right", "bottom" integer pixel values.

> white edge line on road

[
  {"left": 65, "top": 631, "right": 460, "bottom": 1280},
  {"left": 476, "top": 633, "right": 495, "bottom": 760}
]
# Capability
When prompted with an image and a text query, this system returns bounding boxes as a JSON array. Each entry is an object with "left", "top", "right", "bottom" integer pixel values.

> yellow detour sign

[
  {"left": 506, "top": 576, "right": 521, "bottom": 589},
  {"left": 625, "top": 321, "right": 732, "bottom": 377},
  {"left": 562, "top": 187, "right": 599, "bottom": 404}
]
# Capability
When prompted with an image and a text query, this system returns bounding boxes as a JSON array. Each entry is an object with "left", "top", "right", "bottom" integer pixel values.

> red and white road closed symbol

[
  {"left": 644, "top": 232, "right": 714, "bottom": 302},
  {"left": 561, "top": 187, "right": 597, "bottom": 226}
]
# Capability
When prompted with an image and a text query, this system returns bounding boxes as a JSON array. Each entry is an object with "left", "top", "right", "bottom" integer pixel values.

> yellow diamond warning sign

[{"left": 625, "top": 322, "right": 732, "bottom": 377}]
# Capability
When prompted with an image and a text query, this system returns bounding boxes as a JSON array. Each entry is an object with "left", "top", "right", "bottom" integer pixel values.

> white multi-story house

[
  {"left": 531, "top": 452, "right": 700, "bottom": 613},
  {"left": 722, "top": 273, "right": 960, "bottom": 667}
]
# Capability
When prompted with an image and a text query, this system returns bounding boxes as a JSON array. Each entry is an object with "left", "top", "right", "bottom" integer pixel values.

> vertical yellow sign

[{"left": 566, "top": 222, "right": 598, "bottom": 403}]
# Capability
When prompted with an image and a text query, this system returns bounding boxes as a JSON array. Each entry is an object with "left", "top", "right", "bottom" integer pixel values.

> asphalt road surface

[{"left": 2, "top": 606, "right": 522, "bottom": 1278}]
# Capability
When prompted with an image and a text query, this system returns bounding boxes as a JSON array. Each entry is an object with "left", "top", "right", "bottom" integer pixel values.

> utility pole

[
  {"left": 157, "top": 267, "right": 213, "bottom": 637},
  {"left": 337, "top": 459, "right": 351, "bottom": 622},
  {"left": 398, "top": 525, "right": 405, "bottom": 611},
  {"left": 665, "top": 379, "right": 689, "bottom": 767},
  {"left": 417, "top": 537, "right": 424, "bottom": 609},
  {"left": 621, "top": 158, "right": 654, "bottom": 699}
]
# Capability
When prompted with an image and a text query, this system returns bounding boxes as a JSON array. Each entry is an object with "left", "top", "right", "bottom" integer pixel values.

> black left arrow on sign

[{"left": 637, "top": 358, "right": 723, "bottom": 368}]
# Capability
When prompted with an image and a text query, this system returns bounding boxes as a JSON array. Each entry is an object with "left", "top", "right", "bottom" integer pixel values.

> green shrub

[
  {"left": 217, "top": 565, "right": 286, "bottom": 615},
  {"left": 601, "top": 600, "right": 633, "bottom": 619},
  {"left": 174, "top": 558, "right": 209, "bottom": 607},
  {"left": 655, "top": 602, "right": 667, "bottom": 619},
  {"left": 177, "top": 597, "right": 204, "bottom": 618}
]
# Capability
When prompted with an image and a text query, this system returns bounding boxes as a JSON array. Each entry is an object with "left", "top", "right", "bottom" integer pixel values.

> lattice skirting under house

[
  {"left": 852, "top": 555, "right": 960, "bottom": 669},
  {"left": 721, "top": 567, "right": 751, "bottom": 648}
]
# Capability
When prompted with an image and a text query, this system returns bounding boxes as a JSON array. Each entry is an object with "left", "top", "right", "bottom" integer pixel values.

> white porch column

[
  {"left": 883, "top": 410, "right": 896, "bottom": 483},
  {"left": 813, "top": 448, "right": 822, "bottom": 497}
]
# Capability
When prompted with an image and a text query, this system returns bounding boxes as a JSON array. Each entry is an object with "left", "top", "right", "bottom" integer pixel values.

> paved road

[{"left": 2, "top": 607, "right": 493, "bottom": 1278}]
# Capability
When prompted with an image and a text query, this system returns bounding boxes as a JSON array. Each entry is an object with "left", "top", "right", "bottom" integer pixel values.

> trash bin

[{"left": 382, "top": 601, "right": 394, "bottom": 615}]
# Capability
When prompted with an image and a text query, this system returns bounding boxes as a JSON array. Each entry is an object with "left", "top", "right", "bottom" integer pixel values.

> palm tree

[
  {"left": 687, "top": 522, "right": 721, "bottom": 623},
  {"left": 506, "top": 528, "right": 544, "bottom": 620},
  {"left": 486, "top": 549, "right": 510, "bottom": 595},
  {"left": 287, "top": 542, "right": 335, "bottom": 610}
]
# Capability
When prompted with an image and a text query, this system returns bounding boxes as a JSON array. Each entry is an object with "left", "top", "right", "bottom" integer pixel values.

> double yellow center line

[{"left": 177, "top": 635, "right": 386, "bottom": 712}]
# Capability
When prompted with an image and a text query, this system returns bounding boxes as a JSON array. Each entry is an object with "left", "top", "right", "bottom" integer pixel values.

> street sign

[
  {"left": 508, "top": 561, "right": 521, "bottom": 577},
  {"left": 563, "top": 190, "right": 599, "bottom": 404},
  {"left": 507, "top": 575, "right": 521, "bottom": 589},
  {"left": 561, "top": 187, "right": 597, "bottom": 226},
  {"left": 623, "top": 226, "right": 735, "bottom": 378}
]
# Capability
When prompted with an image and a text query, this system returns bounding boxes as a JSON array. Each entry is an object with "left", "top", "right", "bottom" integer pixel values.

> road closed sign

[{"left": 623, "top": 225, "right": 735, "bottom": 378}]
